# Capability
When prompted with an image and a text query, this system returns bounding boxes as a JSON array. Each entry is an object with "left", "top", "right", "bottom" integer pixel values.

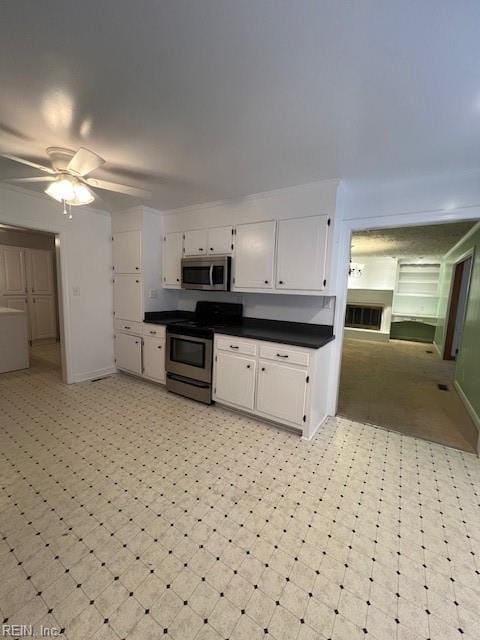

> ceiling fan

[{"left": 1, "top": 147, "right": 149, "bottom": 216}]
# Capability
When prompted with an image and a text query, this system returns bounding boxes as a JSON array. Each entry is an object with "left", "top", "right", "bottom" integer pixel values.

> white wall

[
  {"left": 0, "top": 184, "right": 115, "bottom": 383},
  {"left": 348, "top": 255, "right": 397, "bottom": 290}
]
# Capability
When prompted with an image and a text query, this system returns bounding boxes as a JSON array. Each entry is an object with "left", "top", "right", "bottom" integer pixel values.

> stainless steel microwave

[{"left": 181, "top": 255, "right": 231, "bottom": 291}]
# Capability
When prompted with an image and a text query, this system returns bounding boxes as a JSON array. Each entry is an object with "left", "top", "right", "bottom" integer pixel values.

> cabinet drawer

[
  {"left": 216, "top": 336, "right": 257, "bottom": 356},
  {"left": 143, "top": 323, "right": 166, "bottom": 338},
  {"left": 259, "top": 344, "right": 310, "bottom": 367},
  {"left": 114, "top": 319, "right": 143, "bottom": 335}
]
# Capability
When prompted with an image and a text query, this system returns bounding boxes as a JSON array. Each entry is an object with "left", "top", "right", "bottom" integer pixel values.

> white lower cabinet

[
  {"left": 142, "top": 335, "right": 165, "bottom": 383},
  {"left": 213, "top": 334, "right": 331, "bottom": 438},
  {"left": 115, "top": 332, "right": 142, "bottom": 375},
  {"left": 214, "top": 351, "right": 256, "bottom": 410},
  {"left": 113, "top": 275, "right": 143, "bottom": 322},
  {"left": 31, "top": 296, "right": 57, "bottom": 340},
  {"left": 256, "top": 361, "right": 307, "bottom": 425}
]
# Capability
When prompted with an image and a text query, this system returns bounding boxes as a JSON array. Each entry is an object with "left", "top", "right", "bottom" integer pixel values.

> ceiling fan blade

[
  {"left": 0, "top": 153, "right": 56, "bottom": 174},
  {"left": 86, "top": 178, "right": 150, "bottom": 198},
  {"left": 67, "top": 147, "right": 105, "bottom": 176},
  {"left": 4, "top": 176, "right": 55, "bottom": 183}
]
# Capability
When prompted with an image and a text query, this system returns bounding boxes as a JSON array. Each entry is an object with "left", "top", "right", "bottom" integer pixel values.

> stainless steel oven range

[{"left": 166, "top": 301, "right": 243, "bottom": 404}]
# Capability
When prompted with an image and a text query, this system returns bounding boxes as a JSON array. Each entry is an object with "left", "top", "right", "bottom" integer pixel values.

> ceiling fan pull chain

[
  {"left": 63, "top": 199, "right": 67, "bottom": 216},
  {"left": 68, "top": 202, "right": 73, "bottom": 220}
]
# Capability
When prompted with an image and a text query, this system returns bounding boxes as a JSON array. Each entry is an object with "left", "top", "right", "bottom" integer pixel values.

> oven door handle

[{"left": 209, "top": 264, "right": 214, "bottom": 287}]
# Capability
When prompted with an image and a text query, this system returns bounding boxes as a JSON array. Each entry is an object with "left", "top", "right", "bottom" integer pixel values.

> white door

[
  {"left": 113, "top": 275, "right": 143, "bottom": 321},
  {"left": 3, "top": 296, "right": 31, "bottom": 339},
  {"left": 256, "top": 361, "right": 307, "bottom": 425},
  {"left": 234, "top": 221, "right": 276, "bottom": 289},
  {"left": 29, "top": 249, "right": 55, "bottom": 295},
  {"left": 142, "top": 336, "right": 166, "bottom": 382},
  {"left": 207, "top": 226, "right": 233, "bottom": 254},
  {"left": 163, "top": 232, "right": 183, "bottom": 287},
  {"left": 184, "top": 229, "right": 208, "bottom": 256},
  {"left": 276, "top": 216, "right": 329, "bottom": 291},
  {"left": 214, "top": 352, "right": 256, "bottom": 409},
  {"left": 113, "top": 230, "right": 142, "bottom": 274},
  {"left": 2, "top": 246, "right": 27, "bottom": 294},
  {"left": 115, "top": 332, "right": 142, "bottom": 374},
  {"left": 31, "top": 296, "right": 57, "bottom": 340}
]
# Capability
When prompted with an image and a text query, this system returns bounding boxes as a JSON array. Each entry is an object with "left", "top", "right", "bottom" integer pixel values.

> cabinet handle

[
  {"left": 199, "top": 248, "right": 204, "bottom": 251},
  {"left": 276, "top": 353, "right": 288, "bottom": 358},
  {"left": 136, "top": 267, "right": 140, "bottom": 270},
  {"left": 246, "top": 364, "right": 251, "bottom": 369},
  {"left": 150, "top": 330, "right": 156, "bottom": 335},
  {"left": 157, "top": 345, "right": 162, "bottom": 349},
  {"left": 135, "top": 279, "right": 140, "bottom": 283},
  {"left": 230, "top": 345, "right": 239, "bottom": 349},
  {"left": 135, "top": 340, "right": 139, "bottom": 344},
  {"left": 264, "top": 280, "right": 269, "bottom": 284},
  {"left": 177, "top": 278, "right": 180, "bottom": 282},
  {"left": 261, "top": 367, "right": 266, "bottom": 371},
  {"left": 210, "top": 247, "right": 214, "bottom": 251},
  {"left": 279, "top": 280, "right": 284, "bottom": 285},
  {"left": 124, "top": 326, "right": 131, "bottom": 330}
]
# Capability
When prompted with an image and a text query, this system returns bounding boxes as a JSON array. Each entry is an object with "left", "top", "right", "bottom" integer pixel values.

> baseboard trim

[
  {"left": 71, "top": 366, "right": 118, "bottom": 383},
  {"left": 453, "top": 380, "right": 480, "bottom": 453},
  {"left": 432, "top": 341, "right": 442, "bottom": 357}
]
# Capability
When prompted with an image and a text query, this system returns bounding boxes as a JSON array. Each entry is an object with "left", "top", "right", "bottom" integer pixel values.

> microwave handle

[{"left": 209, "top": 264, "right": 214, "bottom": 287}]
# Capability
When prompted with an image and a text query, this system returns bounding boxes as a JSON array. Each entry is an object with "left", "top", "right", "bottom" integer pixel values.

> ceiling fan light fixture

[
  {"left": 69, "top": 181, "right": 95, "bottom": 206},
  {"left": 45, "top": 176, "right": 76, "bottom": 202}
]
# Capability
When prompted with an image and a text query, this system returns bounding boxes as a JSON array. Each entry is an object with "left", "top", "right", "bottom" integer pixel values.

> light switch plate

[{"left": 72, "top": 286, "right": 80, "bottom": 296}]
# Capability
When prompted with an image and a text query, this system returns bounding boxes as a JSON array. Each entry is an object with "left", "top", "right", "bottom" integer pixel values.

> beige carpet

[{"left": 338, "top": 337, "right": 478, "bottom": 453}]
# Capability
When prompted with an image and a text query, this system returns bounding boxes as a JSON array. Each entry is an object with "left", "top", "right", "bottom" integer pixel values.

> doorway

[
  {"left": 443, "top": 253, "right": 474, "bottom": 361},
  {"left": 336, "top": 220, "right": 478, "bottom": 452},
  {"left": 0, "top": 224, "right": 64, "bottom": 378}
]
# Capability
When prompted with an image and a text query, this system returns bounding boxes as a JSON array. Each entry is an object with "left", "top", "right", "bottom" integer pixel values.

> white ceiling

[
  {"left": 351, "top": 221, "right": 476, "bottom": 257},
  {"left": 1, "top": 1, "right": 480, "bottom": 210}
]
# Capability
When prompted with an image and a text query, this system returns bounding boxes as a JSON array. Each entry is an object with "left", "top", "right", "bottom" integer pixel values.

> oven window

[
  {"left": 183, "top": 266, "right": 211, "bottom": 285},
  {"left": 170, "top": 337, "right": 205, "bottom": 368}
]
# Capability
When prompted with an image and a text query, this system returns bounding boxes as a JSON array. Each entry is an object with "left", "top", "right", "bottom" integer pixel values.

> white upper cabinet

[
  {"left": 207, "top": 226, "right": 233, "bottom": 254},
  {"left": 115, "top": 332, "right": 142, "bottom": 375},
  {"left": 233, "top": 221, "right": 276, "bottom": 289},
  {"left": 28, "top": 249, "right": 55, "bottom": 295},
  {"left": 214, "top": 351, "right": 256, "bottom": 410},
  {"left": 113, "top": 230, "right": 141, "bottom": 274},
  {"left": 276, "top": 215, "right": 329, "bottom": 291},
  {"left": 163, "top": 232, "right": 183, "bottom": 287},
  {"left": 113, "top": 274, "right": 143, "bottom": 322},
  {"left": 2, "top": 246, "right": 26, "bottom": 294},
  {"left": 256, "top": 361, "right": 308, "bottom": 426},
  {"left": 184, "top": 229, "right": 208, "bottom": 256}
]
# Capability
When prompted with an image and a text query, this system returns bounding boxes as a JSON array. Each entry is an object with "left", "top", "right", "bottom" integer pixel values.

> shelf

[{"left": 394, "top": 292, "right": 439, "bottom": 298}]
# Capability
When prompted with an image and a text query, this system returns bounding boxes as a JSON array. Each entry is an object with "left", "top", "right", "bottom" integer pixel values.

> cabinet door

[
  {"left": 113, "top": 275, "right": 143, "bottom": 321},
  {"left": 29, "top": 249, "right": 55, "bottom": 295},
  {"left": 184, "top": 229, "right": 208, "bottom": 256},
  {"left": 113, "top": 230, "right": 141, "bottom": 274},
  {"left": 142, "top": 335, "right": 165, "bottom": 382},
  {"left": 3, "top": 295, "right": 31, "bottom": 339},
  {"left": 31, "top": 296, "right": 57, "bottom": 340},
  {"left": 234, "top": 221, "right": 276, "bottom": 289},
  {"left": 256, "top": 361, "right": 307, "bottom": 425},
  {"left": 2, "top": 246, "right": 27, "bottom": 294},
  {"left": 276, "top": 216, "right": 329, "bottom": 291},
  {"left": 214, "top": 352, "right": 256, "bottom": 410},
  {"left": 163, "top": 232, "right": 183, "bottom": 287},
  {"left": 115, "top": 332, "right": 142, "bottom": 374},
  {"left": 207, "top": 226, "right": 233, "bottom": 254}
]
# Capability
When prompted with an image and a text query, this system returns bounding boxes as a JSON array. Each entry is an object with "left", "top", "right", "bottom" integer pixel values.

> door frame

[
  {"left": 0, "top": 222, "right": 70, "bottom": 383},
  {"left": 442, "top": 247, "right": 475, "bottom": 360},
  {"left": 327, "top": 206, "right": 480, "bottom": 417}
]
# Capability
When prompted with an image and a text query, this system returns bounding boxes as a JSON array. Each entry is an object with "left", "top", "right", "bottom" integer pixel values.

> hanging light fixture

[{"left": 45, "top": 174, "right": 95, "bottom": 211}]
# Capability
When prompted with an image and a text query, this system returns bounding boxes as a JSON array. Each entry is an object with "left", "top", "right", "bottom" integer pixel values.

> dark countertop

[
  {"left": 144, "top": 310, "right": 335, "bottom": 349},
  {"left": 144, "top": 310, "right": 194, "bottom": 325},
  {"left": 215, "top": 317, "right": 334, "bottom": 349}
]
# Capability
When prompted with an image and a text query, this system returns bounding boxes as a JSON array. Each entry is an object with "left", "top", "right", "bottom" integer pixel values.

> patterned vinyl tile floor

[{"left": 0, "top": 344, "right": 479, "bottom": 639}]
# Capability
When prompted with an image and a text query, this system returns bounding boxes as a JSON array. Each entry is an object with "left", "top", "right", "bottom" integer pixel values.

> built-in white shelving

[{"left": 392, "top": 261, "right": 441, "bottom": 322}]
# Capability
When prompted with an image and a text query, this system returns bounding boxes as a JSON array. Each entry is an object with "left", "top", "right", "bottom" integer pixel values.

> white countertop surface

[{"left": 0, "top": 306, "right": 26, "bottom": 316}]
